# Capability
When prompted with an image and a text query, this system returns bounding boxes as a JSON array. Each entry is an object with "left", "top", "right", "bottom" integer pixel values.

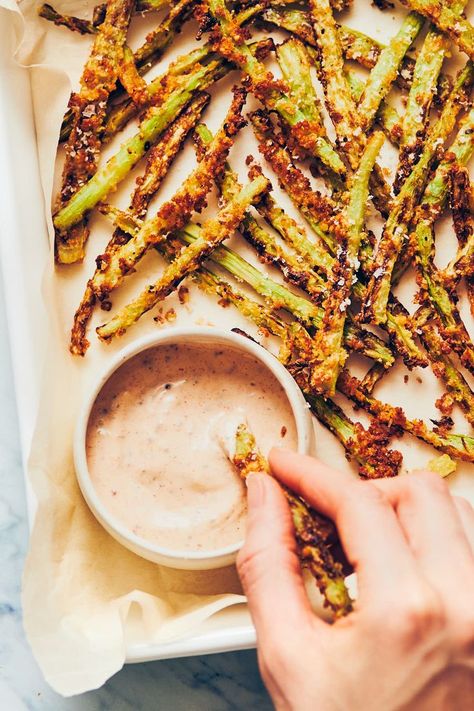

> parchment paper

[{"left": 1, "top": 0, "right": 473, "bottom": 697}]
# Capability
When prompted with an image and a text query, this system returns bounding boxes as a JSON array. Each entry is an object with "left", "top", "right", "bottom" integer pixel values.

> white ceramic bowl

[{"left": 74, "top": 327, "right": 315, "bottom": 570}]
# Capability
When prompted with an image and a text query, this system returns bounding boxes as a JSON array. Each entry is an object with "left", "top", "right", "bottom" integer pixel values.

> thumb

[{"left": 237, "top": 473, "right": 314, "bottom": 647}]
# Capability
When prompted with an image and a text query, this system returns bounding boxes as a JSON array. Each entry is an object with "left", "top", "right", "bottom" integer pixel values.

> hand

[{"left": 237, "top": 449, "right": 474, "bottom": 711}]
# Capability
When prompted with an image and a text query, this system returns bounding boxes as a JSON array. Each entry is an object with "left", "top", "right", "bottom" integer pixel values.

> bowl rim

[{"left": 73, "top": 326, "right": 314, "bottom": 567}]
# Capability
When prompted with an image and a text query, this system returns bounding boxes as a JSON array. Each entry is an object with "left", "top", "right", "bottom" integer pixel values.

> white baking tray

[
  {"left": 0, "top": 10, "right": 257, "bottom": 663},
  {"left": 2, "top": 1, "right": 473, "bottom": 670}
]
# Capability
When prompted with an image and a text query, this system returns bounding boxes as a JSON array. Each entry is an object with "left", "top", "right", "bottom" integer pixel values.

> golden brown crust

[
  {"left": 250, "top": 110, "right": 337, "bottom": 230},
  {"left": 55, "top": 0, "right": 135, "bottom": 262},
  {"left": 448, "top": 164, "right": 474, "bottom": 314},
  {"left": 338, "top": 369, "right": 474, "bottom": 463},
  {"left": 70, "top": 92, "right": 211, "bottom": 354}
]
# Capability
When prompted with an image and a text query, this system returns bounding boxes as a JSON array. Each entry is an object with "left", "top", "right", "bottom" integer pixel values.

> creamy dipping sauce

[{"left": 86, "top": 342, "right": 297, "bottom": 552}]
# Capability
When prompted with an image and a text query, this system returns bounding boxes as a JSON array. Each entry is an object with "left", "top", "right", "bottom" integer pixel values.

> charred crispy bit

[
  {"left": 96, "top": 173, "right": 269, "bottom": 339},
  {"left": 361, "top": 62, "right": 474, "bottom": 326},
  {"left": 310, "top": 132, "right": 385, "bottom": 396},
  {"left": 300, "top": 385, "right": 402, "bottom": 479},
  {"left": 90, "top": 86, "right": 246, "bottom": 300},
  {"left": 70, "top": 92, "right": 210, "bottom": 355},
  {"left": 199, "top": 0, "right": 346, "bottom": 175},
  {"left": 373, "top": 0, "right": 395, "bottom": 9},
  {"left": 54, "top": 0, "right": 135, "bottom": 264},
  {"left": 360, "top": 362, "right": 387, "bottom": 394},
  {"left": 449, "top": 165, "right": 474, "bottom": 316},
  {"left": 228, "top": 421, "right": 352, "bottom": 618},
  {"left": 337, "top": 370, "right": 474, "bottom": 462},
  {"left": 399, "top": 0, "right": 474, "bottom": 60}
]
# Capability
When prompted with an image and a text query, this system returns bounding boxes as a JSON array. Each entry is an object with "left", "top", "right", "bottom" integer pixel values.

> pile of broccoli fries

[{"left": 42, "top": 0, "right": 474, "bottom": 611}]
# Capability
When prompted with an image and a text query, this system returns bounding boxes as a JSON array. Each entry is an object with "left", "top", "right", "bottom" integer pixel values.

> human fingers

[
  {"left": 454, "top": 496, "right": 474, "bottom": 552},
  {"left": 372, "top": 472, "right": 474, "bottom": 590},
  {"left": 372, "top": 472, "right": 474, "bottom": 665},
  {"left": 268, "top": 449, "right": 422, "bottom": 607},
  {"left": 237, "top": 473, "right": 318, "bottom": 648}
]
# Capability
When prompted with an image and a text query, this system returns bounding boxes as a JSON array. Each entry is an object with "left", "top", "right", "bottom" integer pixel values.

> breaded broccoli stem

[
  {"left": 70, "top": 92, "right": 210, "bottom": 355},
  {"left": 39, "top": 2, "right": 96, "bottom": 34},
  {"left": 408, "top": 108, "right": 474, "bottom": 375},
  {"left": 414, "top": 221, "right": 474, "bottom": 377},
  {"left": 262, "top": 4, "right": 453, "bottom": 101},
  {"left": 228, "top": 422, "right": 352, "bottom": 618},
  {"left": 199, "top": 0, "right": 346, "bottom": 175},
  {"left": 346, "top": 70, "right": 402, "bottom": 147},
  {"left": 248, "top": 113, "right": 427, "bottom": 368},
  {"left": 310, "top": 132, "right": 385, "bottom": 395},
  {"left": 54, "top": 35, "right": 273, "bottom": 231},
  {"left": 196, "top": 123, "right": 412, "bottom": 369},
  {"left": 275, "top": 37, "right": 327, "bottom": 140},
  {"left": 419, "top": 319, "right": 474, "bottom": 427},
  {"left": 55, "top": 63, "right": 224, "bottom": 233},
  {"left": 250, "top": 110, "right": 340, "bottom": 254},
  {"left": 308, "top": 0, "right": 361, "bottom": 164},
  {"left": 399, "top": 0, "right": 474, "bottom": 59},
  {"left": 361, "top": 62, "right": 474, "bottom": 325},
  {"left": 337, "top": 370, "right": 474, "bottom": 462},
  {"left": 261, "top": 7, "right": 383, "bottom": 69},
  {"left": 54, "top": 0, "right": 134, "bottom": 264},
  {"left": 118, "top": 45, "right": 150, "bottom": 107},
  {"left": 58, "top": 0, "right": 196, "bottom": 142},
  {"left": 449, "top": 165, "right": 474, "bottom": 317},
  {"left": 394, "top": 0, "right": 466, "bottom": 190},
  {"left": 357, "top": 12, "right": 424, "bottom": 134},
  {"left": 92, "top": 208, "right": 394, "bottom": 366},
  {"left": 177, "top": 225, "right": 395, "bottom": 367},
  {"left": 96, "top": 174, "right": 270, "bottom": 339},
  {"left": 103, "top": 34, "right": 273, "bottom": 142},
  {"left": 90, "top": 86, "right": 247, "bottom": 299}
]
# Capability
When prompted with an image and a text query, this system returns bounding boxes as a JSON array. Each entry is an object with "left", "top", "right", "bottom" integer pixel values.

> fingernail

[{"left": 246, "top": 473, "right": 266, "bottom": 508}]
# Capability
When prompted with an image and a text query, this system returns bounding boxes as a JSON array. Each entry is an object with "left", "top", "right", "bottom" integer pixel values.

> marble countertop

[{"left": 0, "top": 275, "right": 272, "bottom": 710}]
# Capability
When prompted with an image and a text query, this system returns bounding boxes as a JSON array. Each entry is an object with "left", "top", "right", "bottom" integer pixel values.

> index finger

[{"left": 269, "top": 448, "right": 421, "bottom": 606}]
